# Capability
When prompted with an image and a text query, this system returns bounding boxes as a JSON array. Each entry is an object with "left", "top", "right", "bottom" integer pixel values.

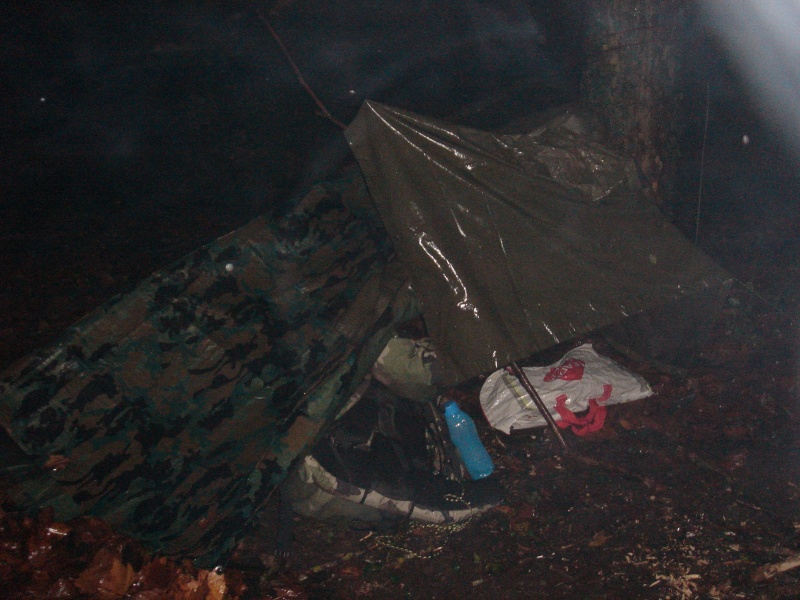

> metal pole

[{"left": 508, "top": 361, "right": 568, "bottom": 451}]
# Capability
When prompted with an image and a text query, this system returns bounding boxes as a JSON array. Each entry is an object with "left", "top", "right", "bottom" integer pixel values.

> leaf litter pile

[
  {"left": 0, "top": 506, "right": 243, "bottom": 599},
  {"left": 2, "top": 197, "right": 800, "bottom": 599}
]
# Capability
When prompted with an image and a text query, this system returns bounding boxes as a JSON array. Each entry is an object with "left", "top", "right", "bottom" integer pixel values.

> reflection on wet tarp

[{"left": 346, "top": 101, "right": 732, "bottom": 384}]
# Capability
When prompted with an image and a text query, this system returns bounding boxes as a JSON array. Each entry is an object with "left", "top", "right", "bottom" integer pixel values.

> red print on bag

[
  {"left": 544, "top": 357, "right": 585, "bottom": 382},
  {"left": 554, "top": 384, "right": 613, "bottom": 436}
]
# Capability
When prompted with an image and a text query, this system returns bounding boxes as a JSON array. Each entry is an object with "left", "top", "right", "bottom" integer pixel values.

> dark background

[{"left": 1, "top": 0, "right": 797, "bottom": 368}]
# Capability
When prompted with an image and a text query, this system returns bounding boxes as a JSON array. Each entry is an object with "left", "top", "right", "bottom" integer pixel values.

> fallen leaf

[
  {"left": 135, "top": 556, "right": 179, "bottom": 591},
  {"left": 75, "top": 548, "right": 135, "bottom": 599},
  {"left": 510, "top": 503, "right": 536, "bottom": 523},
  {"left": 169, "top": 571, "right": 209, "bottom": 600},
  {"left": 338, "top": 565, "right": 363, "bottom": 579},
  {"left": 206, "top": 570, "right": 227, "bottom": 600},
  {"left": 588, "top": 531, "right": 612, "bottom": 548}
]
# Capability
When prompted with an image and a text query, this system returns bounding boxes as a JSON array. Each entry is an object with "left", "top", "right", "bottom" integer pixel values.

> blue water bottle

[{"left": 443, "top": 400, "right": 494, "bottom": 479}]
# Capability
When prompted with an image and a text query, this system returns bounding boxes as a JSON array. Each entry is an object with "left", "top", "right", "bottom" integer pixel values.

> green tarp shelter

[{"left": 346, "top": 101, "right": 730, "bottom": 384}]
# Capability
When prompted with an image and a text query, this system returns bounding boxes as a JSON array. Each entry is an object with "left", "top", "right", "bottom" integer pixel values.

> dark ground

[{"left": 2, "top": 2, "right": 800, "bottom": 599}]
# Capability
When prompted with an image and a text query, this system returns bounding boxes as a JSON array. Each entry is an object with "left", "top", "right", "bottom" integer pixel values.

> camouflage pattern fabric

[{"left": 0, "top": 176, "right": 416, "bottom": 566}]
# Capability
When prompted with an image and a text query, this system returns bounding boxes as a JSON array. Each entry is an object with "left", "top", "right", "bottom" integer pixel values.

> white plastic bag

[{"left": 480, "top": 344, "right": 652, "bottom": 434}]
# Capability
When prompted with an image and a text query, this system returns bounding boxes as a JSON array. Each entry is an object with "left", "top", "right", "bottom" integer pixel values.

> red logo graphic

[{"left": 544, "top": 357, "right": 585, "bottom": 382}]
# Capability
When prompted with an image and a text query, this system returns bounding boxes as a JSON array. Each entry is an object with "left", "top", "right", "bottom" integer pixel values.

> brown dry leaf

[
  {"left": 205, "top": 570, "right": 227, "bottom": 600},
  {"left": 135, "top": 555, "right": 180, "bottom": 591},
  {"left": 75, "top": 548, "right": 135, "bottom": 599},
  {"left": 588, "top": 531, "right": 612, "bottom": 548},
  {"left": 169, "top": 571, "right": 210, "bottom": 600},
  {"left": 338, "top": 565, "right": 363, "bottom": 579},
  {"left": 100, "top": 556, "right": 136, "bottom": 599},
  {"left": 515, "top": 504, "right": 536, "bottom": 521}
]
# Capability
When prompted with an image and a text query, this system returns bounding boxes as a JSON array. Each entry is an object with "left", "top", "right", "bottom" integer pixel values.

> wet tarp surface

[
  {"left": 0, "top": 178, "right": 412, "bottom": 566},
  {"left": 346, "top": 101, "right": 732, "bottom": 384}
]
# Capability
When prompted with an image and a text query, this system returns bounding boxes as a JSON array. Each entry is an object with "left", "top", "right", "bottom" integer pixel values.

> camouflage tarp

[{"left": 0, "top": 175, "right": 415, "bottom": 566}]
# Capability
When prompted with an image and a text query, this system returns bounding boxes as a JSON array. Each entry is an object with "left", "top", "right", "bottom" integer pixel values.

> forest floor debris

[{"left": 1, "top": 196, "right": 799, "bottom": 599}]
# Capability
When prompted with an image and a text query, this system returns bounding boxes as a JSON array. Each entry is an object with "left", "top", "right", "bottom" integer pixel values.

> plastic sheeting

[
  {"left": 346, "top": 101, "right": 732, "bottom": 385},
  {"left": 480, "top": 343, "right": 653, "bottom": 435}
]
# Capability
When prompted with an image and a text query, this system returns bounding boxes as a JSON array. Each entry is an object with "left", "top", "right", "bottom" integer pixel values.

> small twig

[
  {"left": 733, "top": 498, "right": 763, "bottom": 512},
  {"left": 744, "top": 543, "right": 796, "bottom": 557},
  {"left": 549, "top": 564, "right": 576, "bottom": 582},
  {"left": 753, "top": 553, "right": 800, "bottom": 582},
  {"left": 587, "top": 37, "right": 677, "bottom": 57},
  {"left": 258, "top": 12, "right": 347, "bottom": 130},
  {"left": 567, "top": 452, "right": 656, "bottom": 489},
  {"left": 359, "top": 531, "right": 374, "bottom": 543}
]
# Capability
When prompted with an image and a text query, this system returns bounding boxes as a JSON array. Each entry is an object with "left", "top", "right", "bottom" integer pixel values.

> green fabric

[
  {"left": 346, "top": 101, "right": 732, "bottom": 384},
  {"left": 373, "top": 337, "right": 439, "bottom": 400}
]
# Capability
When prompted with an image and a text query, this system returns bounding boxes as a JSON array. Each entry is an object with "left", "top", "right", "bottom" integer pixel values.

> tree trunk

[{"left": 581, "top": 0, "right": 690, "bottom": 215}]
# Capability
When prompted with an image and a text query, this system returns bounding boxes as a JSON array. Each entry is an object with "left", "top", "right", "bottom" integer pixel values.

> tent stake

[{"left": 508, "top": 361, "right": 568, "bottom": 451}]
